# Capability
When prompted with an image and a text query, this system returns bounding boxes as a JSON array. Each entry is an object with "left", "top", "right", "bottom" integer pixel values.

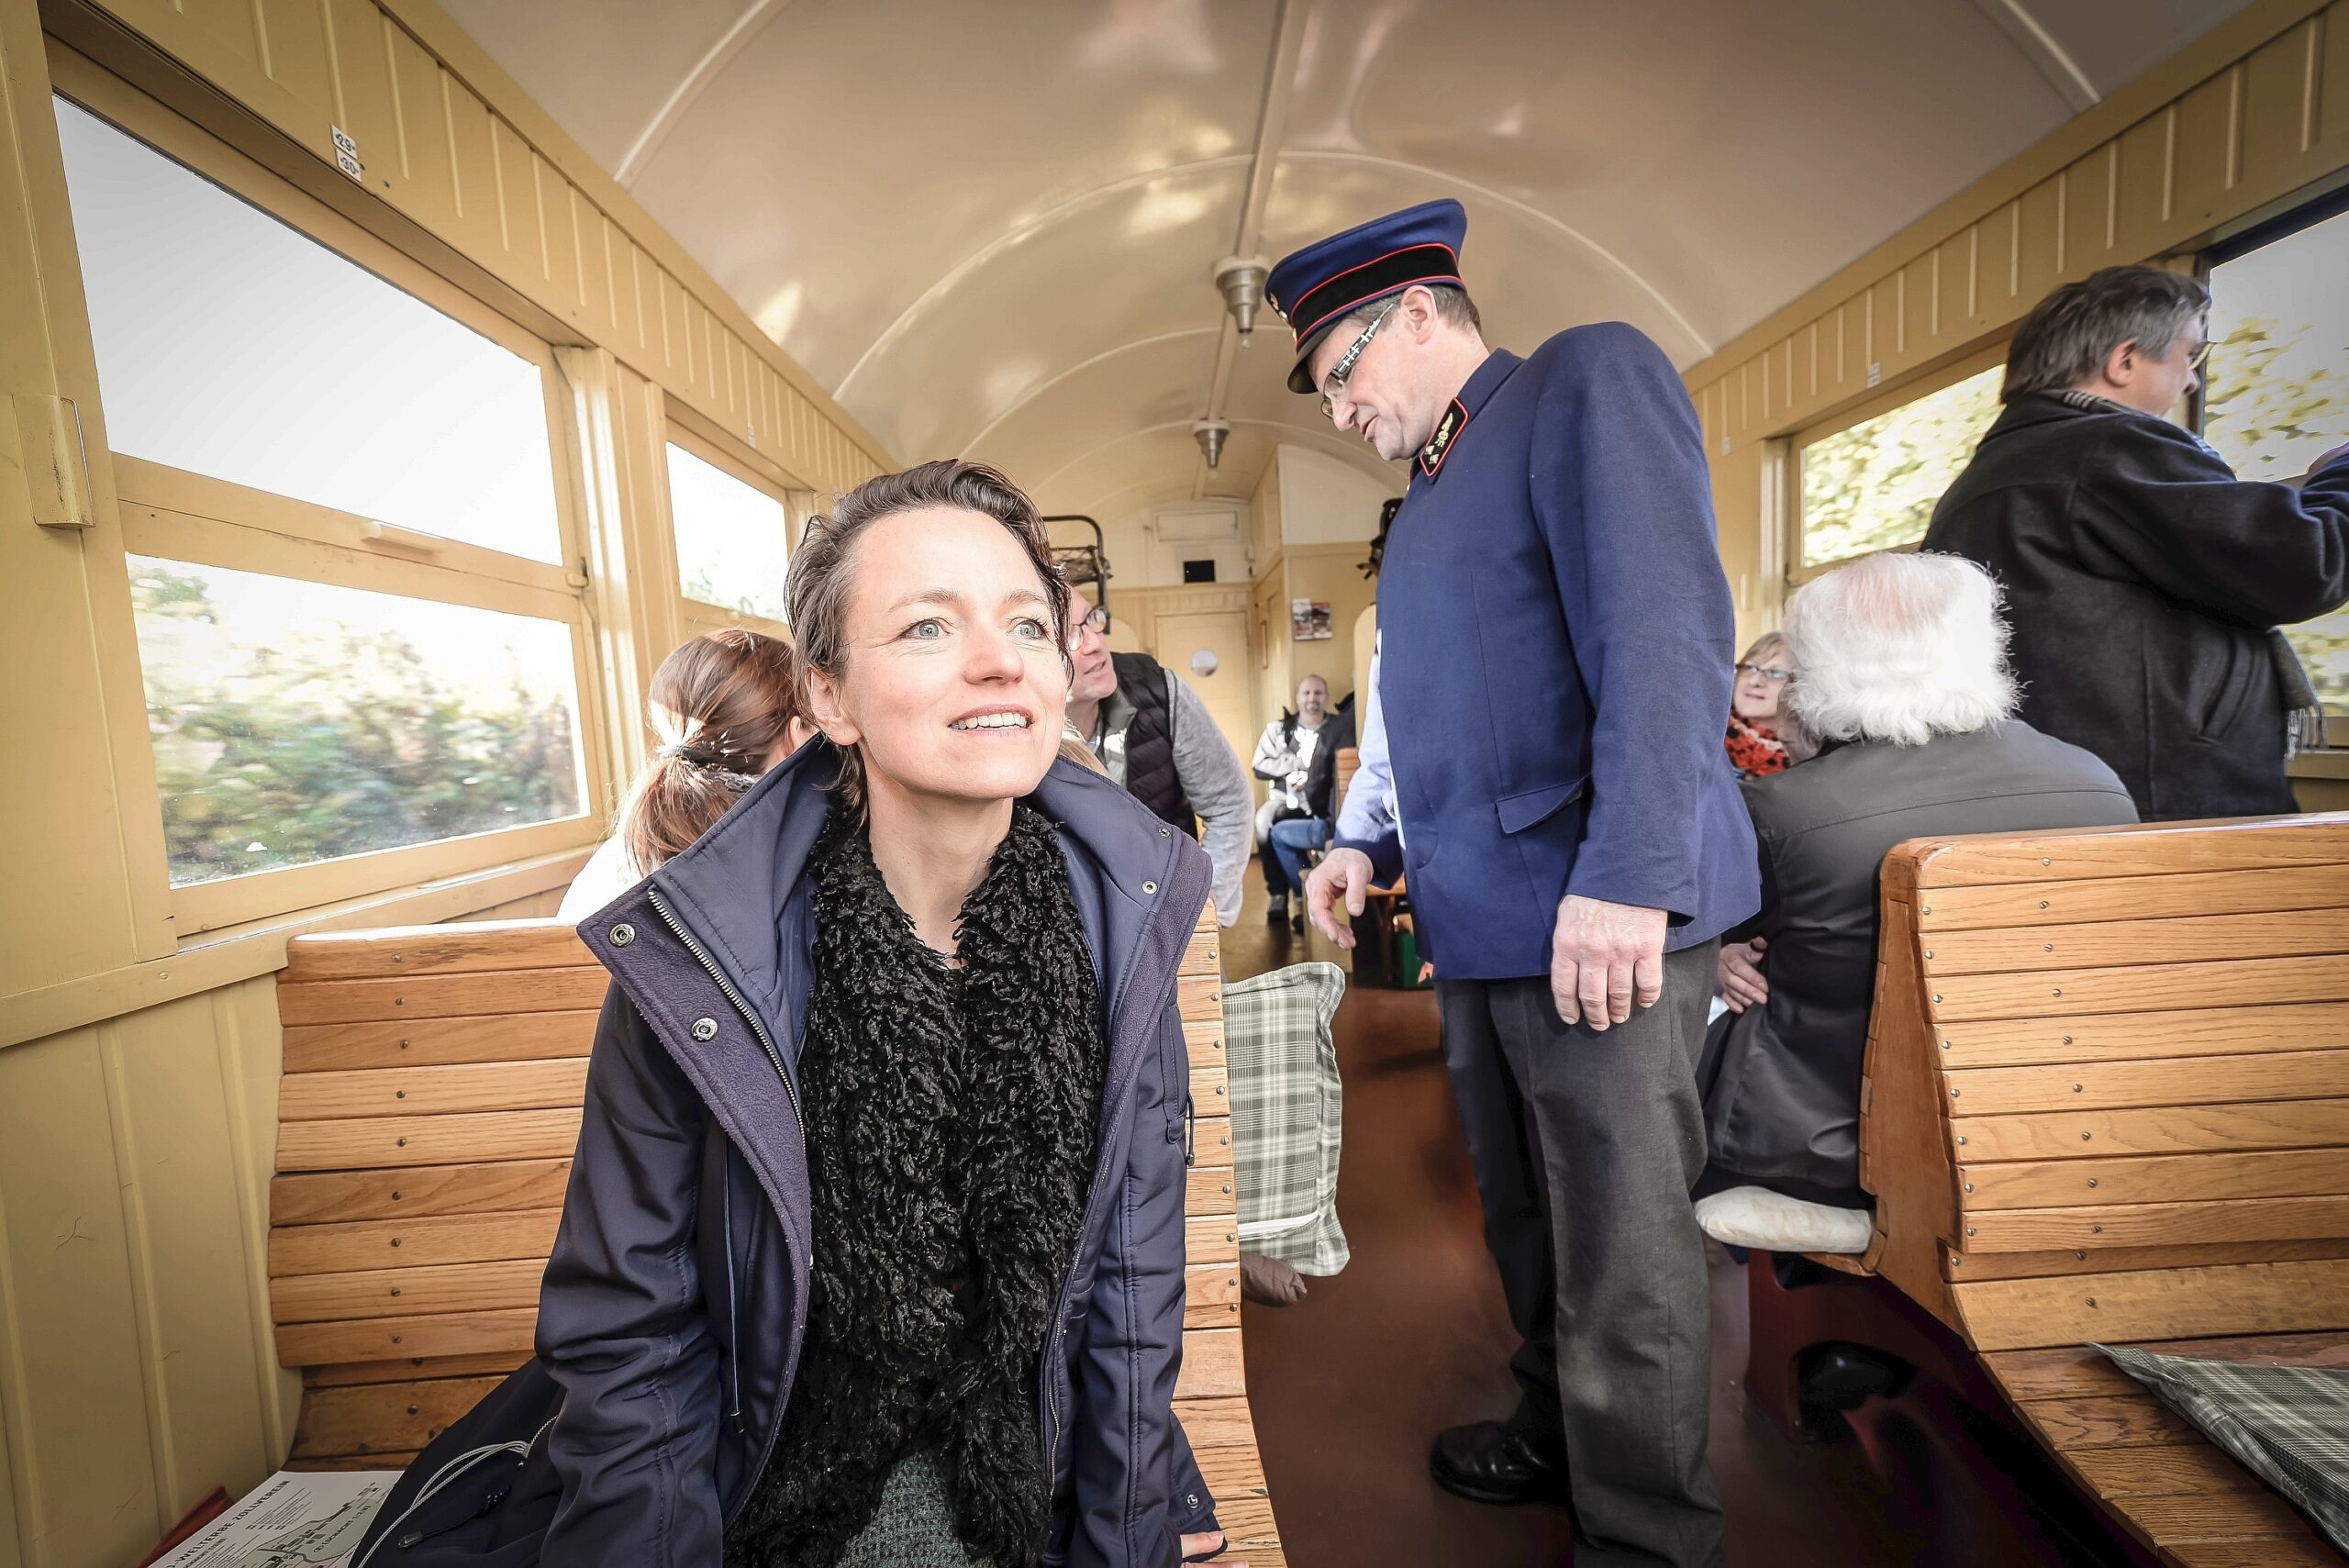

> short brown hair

[
  {"left": 2002, "top": 265, "right": 2209, "bottom": 402},
  {"left": 786, "top": 460, "right": 1070, "bottom": 814},
  {"left": 619, "top": 628, "right": 800, "bottom": 873},
  {"left": 1339, "top": 282, "right": 1482, "bottom": 339}
]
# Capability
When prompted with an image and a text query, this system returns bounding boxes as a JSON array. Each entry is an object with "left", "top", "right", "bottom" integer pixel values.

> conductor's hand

[
  {"left": 1306, "top": 847, "right": 1375, "bottom": 948},
  {"left": 1181, "top": 1529, "right": 1241, "bottom": 1564},
  {"left": 1550, "top": 895, "right": 1668, "bottom": 1031}
]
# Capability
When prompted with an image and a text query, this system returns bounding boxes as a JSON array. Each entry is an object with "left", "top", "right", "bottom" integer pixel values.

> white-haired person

[{"left": 1694, "top": 551, "right": 2137, "bottom": 1253}]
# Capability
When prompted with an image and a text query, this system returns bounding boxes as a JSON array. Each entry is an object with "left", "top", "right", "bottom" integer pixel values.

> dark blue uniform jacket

[
  {"left": 1336, "top": 324, "right": 1759, "bottom": 979},
  {"left": 351, "top": 746, "right": 1219, "bottom": 1567}
]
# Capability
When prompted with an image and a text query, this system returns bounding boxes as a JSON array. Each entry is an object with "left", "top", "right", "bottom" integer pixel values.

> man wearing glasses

[
  {"left": 1286, "top": 199, "right": 1753, "bottom": 1568},
  {"left": 1063, "top": 595, "right": 1253, "bottom": 928},
  {"left": 1924, "top": 262, "right": 2349, "bottom": 820}
]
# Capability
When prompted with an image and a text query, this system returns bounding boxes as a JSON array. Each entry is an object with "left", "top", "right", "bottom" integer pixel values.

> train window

[
  {"left": 55, "top": 98, "right": 563, "bottom": 563},
  {"left": 1794, "top": 361, "right": 2003, "bottom": 572},
  {"left": 127, "top": 559, "right": 584, "bottom": 888},
  {"left": 2203, "top": 204, "right": 2349, "bottom": 712},
  {"left": 667, "top": 437, "right": 792, "bottom": 626},
  {"left": 53, "top": 87, "right": 598, "bottom": 928}
]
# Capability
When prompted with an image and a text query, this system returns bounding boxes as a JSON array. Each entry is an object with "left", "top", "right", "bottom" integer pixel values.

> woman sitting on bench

[
  {"left": 355, "top": 461, "right": 1236, "bottom": 1567},
  {"left": 1696, "top": 551, "right": 2136, "bottom": 1254}
]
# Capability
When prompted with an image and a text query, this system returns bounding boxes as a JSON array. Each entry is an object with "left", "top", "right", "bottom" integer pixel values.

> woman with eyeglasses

[{"left": 1725, "top": 633, "right": 1796, "bottom": 779}]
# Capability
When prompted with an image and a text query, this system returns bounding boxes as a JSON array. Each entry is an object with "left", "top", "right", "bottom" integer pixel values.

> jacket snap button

[
  {"left": 692, "top": 1017, "right": 718, "bottom": 1041},
  {"left": 1142, "top": 881, "right": 1157, "bottom": 895},
  {"left": 610, "top": 923, "right": 635, "bottom": 946}
]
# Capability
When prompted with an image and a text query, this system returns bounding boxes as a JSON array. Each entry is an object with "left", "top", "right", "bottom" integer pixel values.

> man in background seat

[
  {"left": 1923, "top": 263, "right": 2349, "bottom": 820},
  {"left": 1697, "top": 552, "right": 2138, "bottom": 1253}
]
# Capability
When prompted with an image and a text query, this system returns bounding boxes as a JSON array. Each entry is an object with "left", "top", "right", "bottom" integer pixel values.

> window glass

[
  {"left": 128, "top": 558, "right": 585, "bottom": 886},
  {"left": 1798, "top": 363, "right": 2003, "bottom": 567},
  {"left": 2204, "top": 206, "right": 2349, "bottom": 710},
  {"left": 667, "top": 442, "right": 790, "bottom": 620},
  {"left": 57, "top": 99, "right": 562, "bottom": 562}
]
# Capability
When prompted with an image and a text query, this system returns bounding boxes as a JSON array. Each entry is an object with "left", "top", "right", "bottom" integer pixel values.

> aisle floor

[{"left": 1219, "top": 914, "right": 2124, "bottom": 1568}]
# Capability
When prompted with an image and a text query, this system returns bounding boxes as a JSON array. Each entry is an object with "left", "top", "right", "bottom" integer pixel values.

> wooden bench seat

[
  {"left": 270, "top": 909, "right": 1285, "bottom": 1562},
  {"left": 1772, "top": 814, "right": 2349, "bottom": 1565}
]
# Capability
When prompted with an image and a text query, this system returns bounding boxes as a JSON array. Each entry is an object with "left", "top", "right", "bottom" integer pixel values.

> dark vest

[{"left": 1106, "top": 651, "right": 1195, "bottom": 836}]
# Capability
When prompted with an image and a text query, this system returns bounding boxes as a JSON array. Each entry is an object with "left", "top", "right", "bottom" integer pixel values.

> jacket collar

[{"left": 1416, "top": 348, "right": 1522, "bottom": 481}]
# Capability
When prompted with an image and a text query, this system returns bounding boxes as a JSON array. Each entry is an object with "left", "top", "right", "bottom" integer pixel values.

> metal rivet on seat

[
  {"left": 390, "top": 1237, "right": 401, "bottom": 1248},
  {"left": 2039, "top": 900, "right": 2049, "bottom": 909},
  {"left": 1964, "top": 1183, "right": 1974, "bottom": 1193},
  {"left": 2073, "top": 1084, "right": 2083, "bottom": 1093},
  {"left": 1956, "top": 1135, "right": 1966, "bottom": 1145},
  {"left": 396, "top": 1136, "right": 407, "bottom": 1147},
  {"left": 1965, "top": 1227, "right": 1975, "bottom": 1236},
  {"left": 2062, "top": 1035, "right": 2073, "bottom": 1045},
  {"left": 1142, "top": 881, "right": 1157, "bottom": 895},
  {"left": 2043, "top": 943, "right": 2054, "bottom": 952},
  {"left": 1924, "top": 950, "right": 1933, "bottom": 959},
  {"left": 2086, "top": 1297, "right": 2098, "bottom": 1307},
  {"left": 2042, "top": 857, "right": 2052, "bottom": 866},
  {"left": 1932, "top": 994, "right": 1943, "bottom": 1003},
  {"left": 692, "top": 1018, "right": 718, "bottom": 1041},
  {"left": 2081, "top": 1132, "right": 2092, "bottom": 1141},
  {"left": 407, "top": 1404, "right": 419, "bottom": 1416},
  {"left": 2052, "top": 988, "right": 2062, "bottom": 997},
  {"left": 2091, "top": 1223, "right": 2102, "bottom": 1234},
  {"left": 1950, "top": 1088, "right": 1959, "bottom": 1098},
  {"left": 2087, "top": 1178, "right": 2098, "bottom": 1187},
  {"left": 395, "top": 1089, "right": 406, "bottom": 1099},
  {"left": 610, "top": 923, "right": 635, "bottom": 947}
]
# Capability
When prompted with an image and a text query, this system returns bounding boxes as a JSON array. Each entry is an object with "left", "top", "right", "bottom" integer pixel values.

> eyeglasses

[
  {"left": 1736, "top": 663, "right": 1795, "bottom": 683},
  {"left": 1319, "top": 300, "right": 1399, "bottom": 417},
  {"left": 2186, "top": 339, "right": 2213, "bottom": 373},
  {"left": 1074, "top": 603, "right": 1110, "bottom": 636}
]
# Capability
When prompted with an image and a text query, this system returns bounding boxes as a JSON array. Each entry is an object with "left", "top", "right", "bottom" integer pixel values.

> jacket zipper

[{"left": 644, "top": 884, "right": 807, "bottom": 1506}]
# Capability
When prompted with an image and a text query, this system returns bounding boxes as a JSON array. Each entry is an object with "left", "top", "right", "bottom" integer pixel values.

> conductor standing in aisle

[{"left": 1292, "top": 200, "right": 1757, "bottom": 1568}]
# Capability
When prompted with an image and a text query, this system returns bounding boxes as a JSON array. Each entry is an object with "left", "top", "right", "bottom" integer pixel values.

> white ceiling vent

[{"left": 1151, "top": 508, "right": 1239, "bottom": 543}]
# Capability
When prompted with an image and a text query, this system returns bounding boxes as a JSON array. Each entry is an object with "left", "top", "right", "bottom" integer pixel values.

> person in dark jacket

[
  {"left": 1922, "top": 263, "right": 2349, "bottom": 819},
  {"left": 1252, "top": 677, "right": 1357, "bottom": 932},
  {"left": 1063, "top": 599, "right": 1253, "bottom": 928},
  {"left": 1695, "top": 551, "right": 2137, "bottom": 1253},
  {"left": 353, "top": 462, "right": 1233, "bottom": 1568}
]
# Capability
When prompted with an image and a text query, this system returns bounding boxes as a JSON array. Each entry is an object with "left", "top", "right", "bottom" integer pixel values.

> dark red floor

[{"left": 1220, "top": 914, "right": 2124, "bottom": 1568}]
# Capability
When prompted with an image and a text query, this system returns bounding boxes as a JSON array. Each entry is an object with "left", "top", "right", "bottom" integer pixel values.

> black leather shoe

[
  {"left": 1264, "top": 894, "right": 1287, "bottom": 923},
  {"left": 1429, "top": 1418, "right": 1572, "bottom": 1507}
]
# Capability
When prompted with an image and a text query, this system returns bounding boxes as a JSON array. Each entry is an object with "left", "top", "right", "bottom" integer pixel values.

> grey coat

[{"left": 1699, "top": 721, "right": 2136, "bottom": 1203}]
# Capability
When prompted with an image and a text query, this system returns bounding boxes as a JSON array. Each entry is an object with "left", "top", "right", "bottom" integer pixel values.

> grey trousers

[{"left": 1437, "top": 941, "right": 1725, "bottom": 1568}]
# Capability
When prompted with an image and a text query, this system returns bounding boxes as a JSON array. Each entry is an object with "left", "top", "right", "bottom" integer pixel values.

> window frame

[
  {"left": 1783, "top": 341, "right": 2009, "bottom": 584},
  {"left": 663, "top": 399, "right": 807, "bottom": 642},
  {"left": 50, "top": 55, "right": 610, "bottom": 938}
]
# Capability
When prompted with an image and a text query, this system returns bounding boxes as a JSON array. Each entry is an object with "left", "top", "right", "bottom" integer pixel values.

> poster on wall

[{"left": 1290, "top": 598, "right": 1333, "bottom": 640}]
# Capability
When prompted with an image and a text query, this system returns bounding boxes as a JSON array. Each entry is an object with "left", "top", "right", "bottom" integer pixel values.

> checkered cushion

[
  {"left": 2097, "top": 1344, "right": 2349, "bottom": 1554},
  {"left": 1223, "top": 962, "right": 1349, "bottom": 1274}
]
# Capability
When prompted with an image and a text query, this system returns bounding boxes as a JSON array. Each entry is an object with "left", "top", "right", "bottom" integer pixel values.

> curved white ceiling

[{"left": 444, "top": 0, "right": 2255, "bottom": 517}]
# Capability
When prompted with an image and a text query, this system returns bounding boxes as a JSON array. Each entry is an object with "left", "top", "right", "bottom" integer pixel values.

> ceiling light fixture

[
  {"left": 1213, "top": 256, "right": 1270, "bottom": 339},
  {"left": 1192, "top": 418, "right": 1230, "bottom": 469}
]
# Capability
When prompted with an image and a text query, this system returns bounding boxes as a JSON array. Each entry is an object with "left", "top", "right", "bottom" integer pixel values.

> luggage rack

[{"left": 1045, "top": 513, "right": 1110, "bottom": 619}]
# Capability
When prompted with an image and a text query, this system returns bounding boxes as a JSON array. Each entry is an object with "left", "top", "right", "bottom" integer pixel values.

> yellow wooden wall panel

[
  {"left": 106, "top": 996, "right": 278, "bottom": 1521},
  {"left": 2242, "top": 17, "right": 2321, "bottom": 178},
  {"left": 2014, "top": 174, "right": 2065, "bottom": 306},
  {"left": 2116, "top": 109, "right": 2175, "bottom": 259},
  {"left": 0, "top": 1029, "right": 166, "bottom": 1563},
  {"left": 2321, "top": 2, "right": 2349, "bottom": 151},
  {"left": 2175, "top": 70, "right": 2243, "bottom": 227},
  {"left": 490, "top": 117, "right": 540, "bottom": 285},
  {"left": 531, "top": 154, "right": 577, "bottom": 317},
  {"left": 256, "top": 0, "right": 331, "bottom": 106},
  {"left": 439, "top": 74, "right": 502, "bottom": 265},
  {"left": 321, "top": 0, "right": 397, "bottom": 192},
  {"left": 383, "top": 22, "right": 456, "bottom": 232}
]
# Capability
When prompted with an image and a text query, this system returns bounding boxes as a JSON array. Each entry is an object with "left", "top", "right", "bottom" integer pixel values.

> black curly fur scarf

[{"left": 722, "top": 801, "right": 1106, "bottom": 1568}]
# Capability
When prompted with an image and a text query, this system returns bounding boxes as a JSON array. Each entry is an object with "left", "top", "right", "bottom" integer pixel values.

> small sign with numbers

[{"left": 331, "top": 126, "right": 363, "bottom": 183}]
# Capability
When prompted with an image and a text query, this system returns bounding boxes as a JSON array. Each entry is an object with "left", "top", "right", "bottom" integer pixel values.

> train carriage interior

[{"left": 4, "top": 0, "right": 2349, "bottom": 1563}]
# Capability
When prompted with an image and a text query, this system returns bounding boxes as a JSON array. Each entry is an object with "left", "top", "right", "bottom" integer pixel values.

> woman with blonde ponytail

[{"left": 557, "top": 628, "right": 812, "bottom": 920}]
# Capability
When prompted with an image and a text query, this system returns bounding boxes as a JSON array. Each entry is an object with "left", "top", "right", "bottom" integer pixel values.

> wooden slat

[
  {"left": 1946, "top": 1050, "right": 2349, "bottom": 1116},
  {"left": 1960, "top": 1148, "right": 2349, "bottom": 1210},
  {"left": 2066, "top": 1442, "right": 2267, "bottom": 1497},
  {"left": 1911, "top": 818, "right": 2349, "bottom": 887},
  {"left": 275, "top": 1307, "right": 538, "bottom": 1367},
  {"left": 2164, "top": 1537, "right": 2346, "bottom": 1567},
  {"left": 1178, "top": 976, "right": 1222, "bottom": 1022},
  {"left": 291, "top": 1450, "right": 421, "bottom": 1473},
  {"left": 1195, "top": 1444, "right": 1277, "bottom": 1546},
  {"left": 284, "top": 923, "right": 591, "bottom": 980},
  {"left": 1957, "top": 1195, "right": 2349, "bottom": 1253},
  {"left": 1190, "top": 1064, "right": 1229, "bottom": 1116},
  {"left": 1928, "top": 954, "right": 2349, "bottom": 1024},
  {"left": 1921, "top": 909, "right": 2349, "bottom": 977},
  {"left": 276, "top": 967, "right": 611, "bottom": 1025},
  {"left": 1186, "top": 1163, "right": 1237, "bottom": 1218},
  {"left": 1917, "top": 862, "right": 2349, "bottom": 932},
  {"left": 273, "top": 1159, "right": 573, "bottom": 1226},
  {"left": 305, "top": 1351, "right": 528, "bottom": 1387},
  {"left": 1171, "top": 1395, "right": 1262, "bottom": 1449},
  {"left": 1186, "top": 1214, "right": 1239, "bottom": 1268},
  {"left": 282, "top": 1011, "right": 601, "bottom": 1073},
  {"left": 1184, "top": 1262, "right": 1242, "bottom": 1329},
  {"left": 1954, "top": 1258, "right": 2349, "bottom": 1350},
  {"left": 292, "top": 1375, "right": 506, "bottom": 1458},
  {"left": 276, "top": 1108, "right": 584, "bottom": 1172},
  {"left": 270, "top": 1208, "right": 563, "bottom": 1276},
  {"left": 279, "top": 1060, "right": 589, "bottom": 1120},
  {"left": 1984, "top": 1333, "right": 2349, "bottom": 1402},
  {"left": 2011, "top": 1393, "right": 2203, "bottom": 1448},
  {"left": 1949, "top": 1099, "right": 2349, "bottom": 1162},
  {"left": 1183, "top": 1019, "right": 1228, "bottom": 1063},
  {"left": 1181, "top": 928, "right": 1221, "bottom": 979},
  {"left": 273, "top": 1257, "right": 546, "bottom": 1324},
  {"left": 1193, "top": 1115, "right": 1232, "bottom": 1166},
  {"left": 2104, "top": 1483, "right": 2316, "bottom": 1541},
  {"left": 1937, "top": 1002, "right": 2349, "bottom": 1069},
  {"left": 1174, "top": 1328, "right": 1244, "bottom": 1398},
  {"left": 1946, "top": 1239, "right": 2349, "bottom": 1282}
]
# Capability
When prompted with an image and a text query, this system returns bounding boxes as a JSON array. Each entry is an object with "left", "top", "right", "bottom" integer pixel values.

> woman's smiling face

[{"left": 804, "top": 506, "right": 1069, "bottom": 809}]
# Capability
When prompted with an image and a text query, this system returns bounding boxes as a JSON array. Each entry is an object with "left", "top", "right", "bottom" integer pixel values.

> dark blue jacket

[
  {"left": 351, "top": 746, "right": 1219, "bottom": 1567},
  {"left": 1336, "top": 324, "right": 1759, "bottom": 978}
]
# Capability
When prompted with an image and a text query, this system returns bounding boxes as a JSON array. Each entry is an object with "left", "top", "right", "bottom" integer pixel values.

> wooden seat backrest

[
  {"left": 1848, "top": 815, "right": 2349, "bottom": 1565},
  {"left": 270, "top": 910, "right": 1284, "bottom": 1562}
]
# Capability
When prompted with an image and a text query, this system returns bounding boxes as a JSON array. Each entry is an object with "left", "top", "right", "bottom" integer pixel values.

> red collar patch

[{"left": 1418, "top": 397, "right": 1469, "bottom": 479}]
